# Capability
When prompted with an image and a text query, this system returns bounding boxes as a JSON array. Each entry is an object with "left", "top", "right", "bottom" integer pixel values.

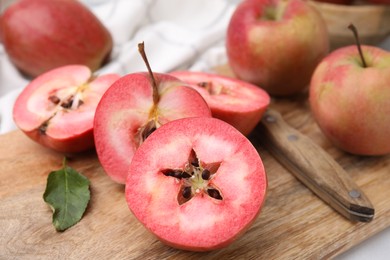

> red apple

[
  {"left": 94, "top": 74, "right": 212, "bottom": 184},
  {"left": 13, "top": 65, "right": 120, "bottom": 153},
  {"left": 309, "top": 44, "right": 390, "bottom": 155},
  {"left": 125, "top": 117, "right": 267, "bottom": 251},
  {"left": 170, "top": 71, "right": 270, "bottom": 135},
  {"left": 226, "top": 0, "right": 329, "bottom": 96},
  {"left": 1, "top": 0, "right": 113, "bottom": 78}
]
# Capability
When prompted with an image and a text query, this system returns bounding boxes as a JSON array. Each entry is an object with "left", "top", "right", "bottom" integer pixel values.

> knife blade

[{"left": 256, "top": 108, "right": 374, "bottom": 222}]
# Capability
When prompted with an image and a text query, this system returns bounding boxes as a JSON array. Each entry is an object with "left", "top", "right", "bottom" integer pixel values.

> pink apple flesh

[
  {"left": 226, "top": 0, "right": 329, "bottom": 96},
  {"left": 171, "top": 71, "right": 270, "bottom": 135},
  {"left": 309, "top": 45, "right": 390, "bottom": 155},
  {"left": 13, "top": 65, "right": 120, "bottom": 153},
  {"left": 93, "top": 73, "right": 212, "bottom": 184},
  {"left": 125, "top": 117, "right": 267, "bottom": 251}
]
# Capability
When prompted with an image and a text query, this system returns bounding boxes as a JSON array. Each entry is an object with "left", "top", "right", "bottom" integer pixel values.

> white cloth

[{"left": 0, "top": 0, "right": 236, "bottom": 134}]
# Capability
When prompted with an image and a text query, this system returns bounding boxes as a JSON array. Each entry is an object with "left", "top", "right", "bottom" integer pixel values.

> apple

[
  {"left": 0, "top": 0, "right": 113, "bottom": 78},
  {"left": 125, "top": 117, "right": 267, "bottom": 251},
  {"left": 309, "top": 26, "right": 390, "bottom": 155},
  {"left": 226, "top": 0, "right": 329, "bottom": 96},
  {"left": 170, "top": 71, "right": 270, "bottom": 136},
  {"left": 93, "top": 43, "right": 212, "bottom": 184},
  {"left": 13, "top": 65, "right": 120, "bottom": 153}
]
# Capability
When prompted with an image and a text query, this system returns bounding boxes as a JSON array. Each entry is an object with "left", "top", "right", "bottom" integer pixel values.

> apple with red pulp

[
  {"left": 125, "top": 117, "right": 267, "bottom": 251},
  {"left": 309, "top": 25, "right": 390, "bottom": 155},
  {"left": 13, "top": 65, "right": 120, "bottom": 153},
  {"left": 171, "top": 71, "right": 270, "bottom": 135},
  {"left": 93, "top": 43, "right": 211, "bottom": 184},
  {"left": 226, "top": 0, "right": 329, "bottom": 96},
  {"left": 1, "top": 0, "right": 113, "bottom": 78}
]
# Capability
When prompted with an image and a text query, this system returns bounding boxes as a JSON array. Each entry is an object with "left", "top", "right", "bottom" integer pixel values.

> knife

[{"left": 256, "top": 108, "right": 375, "bottom": 222}]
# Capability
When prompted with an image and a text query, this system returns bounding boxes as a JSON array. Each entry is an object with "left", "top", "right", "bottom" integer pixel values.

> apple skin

[
  {"left": 226, "top": 0, "right": 329, "bottom": 96},
  {"left": 1, "top": 0, "right": 113, "bottom": 78},
  {"left": 94, "top": 72, "right": 212, "bottom": 184},
  {"left": 125, "top": 117, "right": 267, "bottom": 251},
  {"left": 170, "top": 71, "right": 270, "bottom": 136},
  {"left": 309, "top": 45, "right": 390, "bottom": 156},
  {"left": 13, "top": 65, "right": 120, "bottom": 153}
]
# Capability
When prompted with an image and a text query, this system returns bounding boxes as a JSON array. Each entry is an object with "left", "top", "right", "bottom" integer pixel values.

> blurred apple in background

[
  {"left": 309, "top": 25, "right": 390, "bottom": 156},
  {"left": 0, "top": 0, "right": 113, "bottom": 78},
  {"left": 226, "top": 0, "right": 329, "bottom": 96},
  {"left": 312, "top": 0, "right": 353, "bottom": 5}
]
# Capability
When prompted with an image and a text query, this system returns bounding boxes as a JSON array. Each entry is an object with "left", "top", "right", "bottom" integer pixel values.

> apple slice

[
  {"left": 13, "top": 65, "right": 120, "bottom": 153},
  {"left": 170, "top": 71, "right": 270, "bottom": 135},
  {"left": 125, "top": 117, "right": 267, "bottom": 251}
]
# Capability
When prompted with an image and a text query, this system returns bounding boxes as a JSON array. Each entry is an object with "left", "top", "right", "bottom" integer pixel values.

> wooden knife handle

[{"left": 258, "top": 109, "right": 374, "bottom": 222}]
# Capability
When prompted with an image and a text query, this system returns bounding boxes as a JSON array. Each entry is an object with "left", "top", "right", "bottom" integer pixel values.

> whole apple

[
  {"left": 226, "top": 0, "right": 329, "bottom": 96},
  {"left": 309, "top": 45, "right": 390, "bottom": 156},
  {"left": 1, "top": 0, "right": 113, "bottom": 78}
]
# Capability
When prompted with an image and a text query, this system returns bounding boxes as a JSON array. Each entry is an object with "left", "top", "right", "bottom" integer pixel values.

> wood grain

[{"left": 1, "top": 69, "right": 390, "bottom": 259}]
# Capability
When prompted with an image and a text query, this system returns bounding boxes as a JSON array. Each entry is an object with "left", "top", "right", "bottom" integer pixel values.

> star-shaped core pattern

[{"left": 161, "top": 149, "right": 223, "bottom": 205}]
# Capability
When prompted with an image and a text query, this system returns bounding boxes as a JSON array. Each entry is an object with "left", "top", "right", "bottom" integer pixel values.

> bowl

[{"left": 309, "top": 1, "right": 390, "bottom": 49}]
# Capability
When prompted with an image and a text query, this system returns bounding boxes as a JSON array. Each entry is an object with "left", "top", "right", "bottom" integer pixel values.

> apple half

[
  {"left": 93, "top": 72, "right": 212, "bottom": 184},
  {"left": 13, "top": 65, "right": 120, "bottom": 153},
  {"left": 125, "top": 117, "right": 267, "bottom": 251},
  {"left": 170, "top": 71, "right": 270, "bottom": 135}
]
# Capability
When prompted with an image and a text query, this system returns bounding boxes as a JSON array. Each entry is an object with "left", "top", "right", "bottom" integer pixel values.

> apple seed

[
  {"left": 197, "top": 81, "right": 227, "bottom": 95},
  {"left": 207, "top": 187, "right": 222, "bottom": 200},
  {"left": 48, "top": 95, "right": 61, "bottom": 105},
  {"left": 201, "top": 169, "right": 211, "bottom": 180},
  {"left": 182, "top": 186, "right": 192, "bottom": 199}
]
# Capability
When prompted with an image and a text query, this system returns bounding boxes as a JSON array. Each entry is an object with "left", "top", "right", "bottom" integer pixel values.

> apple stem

[
  {"left": 348, "top": 24, "right": 367, "bottom": 68},
  {"left": 138, "top": 42, "right": 159, "bottom": 104}
]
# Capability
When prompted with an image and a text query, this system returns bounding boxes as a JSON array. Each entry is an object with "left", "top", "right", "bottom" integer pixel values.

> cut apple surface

[
  {"left": 13, "top": 65, "right": 120, "bottom": 153},
  {"left": 125, "top": 117, "right": 267, "bottom": 251},
  {"left": 93, "top": 72, "right": 212, "bottom": 184},
  {"left": 170, "top": 71, "right": 270, "bottom": 135}
]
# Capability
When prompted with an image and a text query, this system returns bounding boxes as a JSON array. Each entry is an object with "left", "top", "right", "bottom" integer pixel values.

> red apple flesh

[
  {"left": 125, "top": 117, "right": 267, "bottom": 251},
  {"left": 13, "top": 65, "right": 120, "bottom": 153},
  {"left": 226, "top": 0, "right": 329, "bottom": 96},
  {"left": 309, "top": 45, "right": 390, "bottom": 155},
  {"left": 1, "top": 0, "right": 113, "bottom": 78},
  {"left": 93, "top": 73, "right": 212, "bottom": 184},
  {"left": 170, "top": 71, "right": 270, "bottom": 135}
]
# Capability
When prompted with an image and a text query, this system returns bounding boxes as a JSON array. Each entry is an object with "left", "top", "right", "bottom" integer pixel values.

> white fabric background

[{"left": 1, "top": 0, "right": 390, "bottom": 259}]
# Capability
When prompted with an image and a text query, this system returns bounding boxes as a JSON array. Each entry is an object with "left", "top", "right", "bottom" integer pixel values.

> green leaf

[{"left": 43, "top": 158, "right": 90, "bottom": 231}]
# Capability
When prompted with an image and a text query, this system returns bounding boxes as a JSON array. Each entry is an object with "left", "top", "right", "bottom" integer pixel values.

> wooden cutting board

[{"left": 1, "top": 69, "right": 390, "bottom": 259}]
